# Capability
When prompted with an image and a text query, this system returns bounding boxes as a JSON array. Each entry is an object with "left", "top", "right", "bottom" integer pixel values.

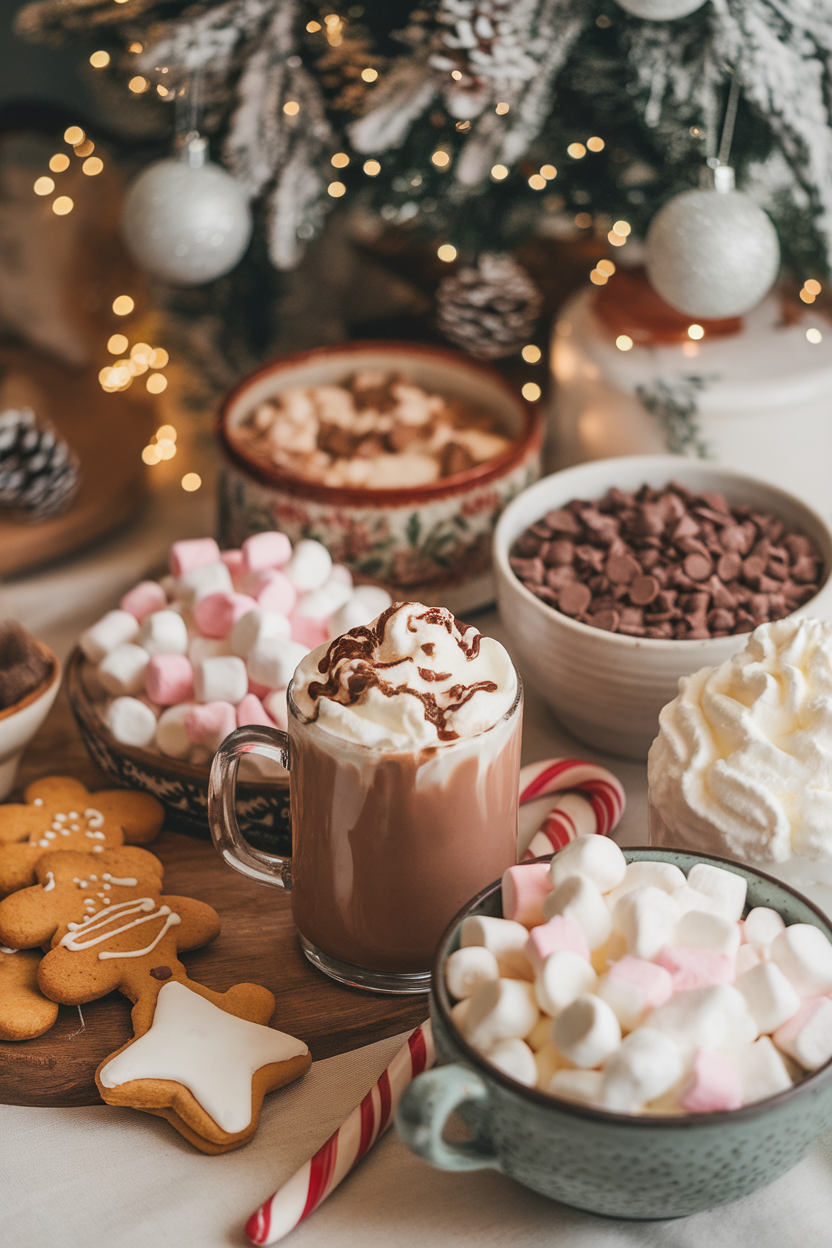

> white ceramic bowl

[
  {"left": 493, "top": 455, "right": 832, "bottom": 760},
  {"left": 0, "top": 642, "right": 60, "bottom": 798}
]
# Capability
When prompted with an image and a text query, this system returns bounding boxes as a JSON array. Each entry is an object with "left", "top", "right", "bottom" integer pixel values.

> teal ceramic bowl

[{"left": 396, "top": 847, "right": 832, "bottom": 1220}]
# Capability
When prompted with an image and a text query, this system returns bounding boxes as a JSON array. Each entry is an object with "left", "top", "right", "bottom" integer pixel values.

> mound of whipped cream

[
  {"left": 648, "top": 618, "right": 832, "bottom": 878},
  {"left": 291, "top": 602, "right": 517, "bottom": 750}
]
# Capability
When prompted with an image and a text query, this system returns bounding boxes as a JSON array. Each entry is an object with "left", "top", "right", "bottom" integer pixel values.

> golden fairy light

[
  {"left": 34, "top": 176, "right": 54, "bottom": 196},
  {"left": 324, "top": 13, "right": 343, "bottom": 45},
  {"left": 490, "top": 164, "right": 509, "bottom": 180},
  {"left": 327, "top": 181, "right": 346, "bottom": 197},
  {"left": 156, "top": 438, "right": 176, "bottom": 460},
  {"left": 528, "top": 174, "right": 547, "bottom": 190},
  {"left": 437, "top": 244, "right": 457, "bottom": 262},
  {"left": 331, "top": 152, "right": 350, "bottom": 168},
  {"left": 451, "top": 69, "right": 462, "bottom": 80},
  {"left": 807, "top": 327, "right": 823, "bottom": 343},
  {"left": 521, "top": 382, "right": 542, "bottom": 401},
  {"left": 90, "top": 50, "right": 110, "bottom": 68},
  {"left": 75, "top": 139, "right": 94, "bottom": 157},
  {"left": 128, "top": 76, "right": 148, "bottom": 93},
  {"left": 108, "top": 334, "right": 128, "bottom": 354},
  {"left": 567, "top": 142, "right": 586, "bottom": 159},
  {"left": 363, "top": 159, "right": 380, "bottom": 176},
  {"left": 495, "top": 102, "right": 510, "bottom": 115},
  {"left": 131, "top": 342, "right": 153, "bottom": 364},
  {"left": 181, "top": 473, "right": 202, "bottom": 492},
  {"left": 128, "top": 42, "right": 143, "bottom": 53},
  {"left": 616, "top": 335, "right": 634, "bottom": 351},
  {"left": 112, "top": 295, "right": 135, "bottom": 316},
  {"left": 49, "top": 154, "right": 70, "bottom": 172},
  {"left": 157, "top": 85, "right": 169, "bottom": 97},
  {"left": 521, "top": 344, "right": 542, "bottom": 363},
  {"left": 597, "top": 259, "right": 616, "bottom": 276},
  {"left": 540, "top": 165, "right": 557, "bottom": 180},
  {"left": 574, "top": 212, "right": 592, "bottom": 229},
  {"left": 64, "top": 126, "right": 84, "bottom": 145},
  {"left": 52, "top": 196, "right": 74, "bottom": 215},
  {"left": 361, "top": 68, "right": 378, "bottom": 82},
  {"left": 149, "top": 347, "right": 169, "bottom": 369},
  {"left": 156, "top": 424, "right": 177, "bottom": 442},
  {"left": 146, "top": 373, "right": 168, "bottom": 394},
  {"left": 283, "top": 100, "right": 300, "bottom": 115},
  {"left": 586, "top": 136, "right": 605, "bottom": 152},
  {"left": 83, "top": 157, "right": 104, "bottom": 176},
  {"left": 687, "top": 323, "right": 705, "bottom": 340},
  {"left": 805, "top": 279, "right": 822, "bottom": 295},
  {"left": 612, "top": 220, "right": 632, "bottom": 236},
  {"left": 608, "top": 231, "right": 626, "bottom": 247},
  {"left": 306, "top": 20, "right": 321, "bottom": 32},
  {"left": 142, "top": 445, "right": 161, "bottom": 464},
  {"left": 589, "top": 268, "right": 608, "bottom": 286},
  {"left": 431, "top": 150, "right": 451, "bottom": 167}
]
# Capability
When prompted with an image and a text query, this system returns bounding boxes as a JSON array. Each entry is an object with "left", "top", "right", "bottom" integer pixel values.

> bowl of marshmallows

[
  {"left": 397, "top": 837, "right": 832, "bottom": 1219},
  {"left": 66, "top": 529, "right": 391, "bottom": 849}
]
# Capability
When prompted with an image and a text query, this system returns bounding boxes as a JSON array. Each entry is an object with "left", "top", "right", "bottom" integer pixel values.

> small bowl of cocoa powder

[{"left": 493, "top": 455, "right": 832, "bottom": 760}]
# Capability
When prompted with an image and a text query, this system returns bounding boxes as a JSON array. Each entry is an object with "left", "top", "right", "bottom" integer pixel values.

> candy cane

[
  {"left": 246, "top": 1020, "right": 435, "bottom": 1246},
  {"left": 519, "top": 758, "right": 625, "bottom": 860}
]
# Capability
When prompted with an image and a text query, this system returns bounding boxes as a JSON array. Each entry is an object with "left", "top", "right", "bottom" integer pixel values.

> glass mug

[{"left": 208, "top": 677, "right": 523, "bottom": 994}]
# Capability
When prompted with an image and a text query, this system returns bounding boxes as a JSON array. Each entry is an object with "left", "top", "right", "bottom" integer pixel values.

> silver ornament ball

[
  {"left": 614, "top": 0, "right": 706, "bottom": 17},
  {"left": 121, "top": 156, "right": 253, "bottom": 286},
  {"left": 645, "top": 187, "right": 780, "bottom": 319}
]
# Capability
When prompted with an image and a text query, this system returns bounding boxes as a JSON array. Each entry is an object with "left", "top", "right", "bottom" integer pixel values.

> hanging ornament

[
  {"left": 0, "top": 407, "right": 80, "bottom": 519},
  {"left": 121, "top": 134, "right": 253, "bottom": 286},
  {"left": 614, "top": 0, "right": 707, "bottom": 18},
  {"left": 436, "top": 252, "right": 542, "bottom": 359}
]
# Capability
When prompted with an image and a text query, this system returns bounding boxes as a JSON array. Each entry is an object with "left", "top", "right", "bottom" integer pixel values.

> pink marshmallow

[
  {"left": 236, "top": 693, "right": 275, "bottom": 729},
  {"left": 736, "top": 944, "right": 762, "bottom": 977},
  {"left": 290, "top": 612, "right": 329, "bottom": 649},
  {"left": 193, "top": 591, "right": 259, "bottom": 639},
  {"left": 243, "top": 531, "right": 292, "bottom": 574},
  {"left": 144, "top": 654, "right": 194, "bottom": 706},
  {"left": 248, "top": 677, "right": 272, "bottom": 699},
  {"left": 656, "top": 946, "right": 735, "bottom": 993},
  {"left": 605, "top": 955, "right": 674, "bottom": 1009},
  {"left": 120, "top": 580, "right": 167, "bottom": 622},
  {"left": 525, "top": 914, "right": 590, "bottom": 974},
  {"left": 502, "top": 863, "right": 552, "bottom": 929},
  {"left": 170, "top": 537, "right": 221, "bottom": 577},
  {"left": 221, "top": 550, "right": 246, "bottom": 579},
  {"left": 184, "top": 701, "right": 237, "bottom": 748},
  {"left": 256, "top": 570, "right": 298, "bottom": 617},
  {"left": 680, "top": 1049, "right": 743, "bottom": 1113}
]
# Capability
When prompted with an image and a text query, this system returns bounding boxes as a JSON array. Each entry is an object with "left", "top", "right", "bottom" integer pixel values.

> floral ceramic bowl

[{"left": 218, "top": 341, "right": 543, "bottom": 615}]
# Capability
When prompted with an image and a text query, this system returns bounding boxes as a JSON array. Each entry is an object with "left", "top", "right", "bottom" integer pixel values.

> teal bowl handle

[{"left": 396, "top": 1066, "right": 498, "bottom": 1172}]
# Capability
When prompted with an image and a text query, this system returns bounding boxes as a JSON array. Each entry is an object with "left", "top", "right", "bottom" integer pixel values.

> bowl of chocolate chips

[
  {"left": 0, "top": 619, "right": 60, "bottom": 798},
  {"left": 493, "top": 455, "right": 832, "bottom": 760}
]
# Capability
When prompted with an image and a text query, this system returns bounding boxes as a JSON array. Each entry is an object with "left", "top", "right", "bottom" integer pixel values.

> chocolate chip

[
  {"left": 671, "top": 514, "right": 700, "bottom": 543},
  {"left": 544, "top": 508, "right": 581, "bottom": 537},
  {"left": 742, "top": 555, "right": 767, "bottom": 583},
  {"left": 720, "top": 525, "right": 751, "bottom": 554},
  {"left": 510, "top": 556, "right": 544, "bottom": 584},
  {"left": 545, "top": 539, "right": 575, "bottom": 567},
  {"left": 792, "top": 555, "right": 820, "bottom": 583},
  {"left": 717, "top": 552, "right": 742, "bottom": 582},
  {"left": 558, "top": 583, "right": 592, "bottom": 616},
  {"left": 630, "top": 575, "right": 660, "bottom": 606},
  {"left": 545, "top": 565, "right": 577, "bottom": 590},
  {"left": 684, "top": 553, "right": 713, "bottom": 581},
  {"left": 606, "top": 552, "right": 641, "bottom": 584},
  {"left": 588, "top": 608, "right": 620, "bottom": 632}
]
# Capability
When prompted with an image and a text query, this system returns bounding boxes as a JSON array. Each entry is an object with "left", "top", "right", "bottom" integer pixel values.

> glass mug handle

[{"left": 208, "top": 724, "right": 292, "bottom": 890}]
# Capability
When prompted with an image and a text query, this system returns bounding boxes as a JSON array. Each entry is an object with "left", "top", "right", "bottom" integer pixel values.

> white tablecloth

[{"left": 1, "top": 480, "right": 829, "bottom": 1246}]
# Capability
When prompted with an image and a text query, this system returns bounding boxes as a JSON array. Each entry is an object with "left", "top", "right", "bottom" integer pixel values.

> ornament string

[{"left": 716, "top": 68, "right": 741, "bottom": 169}]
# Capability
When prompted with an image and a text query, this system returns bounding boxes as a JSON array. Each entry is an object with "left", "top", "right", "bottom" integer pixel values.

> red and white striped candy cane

[
  {"left": 246, "top": 1020, "right": 435, "bottom": 1246},
  {"left": 519, "top": 758, "right": 625, "bottom": 859}
]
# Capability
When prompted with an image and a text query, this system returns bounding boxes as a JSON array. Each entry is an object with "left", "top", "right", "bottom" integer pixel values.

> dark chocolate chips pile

[
  {"left": 510, "top": 482, "right": 823, "bottom": 640},
  {"left": 0, "top": 619, "right": 53, "bottom": 708}
]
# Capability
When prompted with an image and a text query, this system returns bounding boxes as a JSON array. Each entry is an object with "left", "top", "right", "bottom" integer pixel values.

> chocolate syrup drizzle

[{"left": 308, "top": 603, "right": 496, "bottom": 741}]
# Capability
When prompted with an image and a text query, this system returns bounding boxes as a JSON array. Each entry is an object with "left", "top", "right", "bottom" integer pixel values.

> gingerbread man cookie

[
  {"left": 0, "top": 846, "right": 311, "bottom": 1152},
  {"left": 0, "top": 949, "right": 59, "bottom": 1040},
  {"left": 0, "top": 777, "right": 164, "bottom": 897}
]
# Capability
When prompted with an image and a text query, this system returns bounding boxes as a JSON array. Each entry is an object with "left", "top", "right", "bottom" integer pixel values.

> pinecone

[
  {"left": 436, "top": 253, "right": 542, "bottom": 359},
  {"left": 0, "top": 408, "right": 80, "bottom": 518}
]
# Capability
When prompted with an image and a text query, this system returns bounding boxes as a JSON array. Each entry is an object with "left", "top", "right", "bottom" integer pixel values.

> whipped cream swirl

[
  {"left": 292, "top": 602, "right": 517, "bottom": 749},
  {"left": 648, "top": 618, "right": 832, "bottom": 869}
]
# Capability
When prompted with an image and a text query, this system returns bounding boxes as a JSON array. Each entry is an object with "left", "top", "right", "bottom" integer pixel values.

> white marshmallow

[
  {"left": 264, "top": 688, "right": 288, "bottom": 730},
  {"left": 553, "top": 993, "right": 621, "bottom": 1068},
  {"left": 685, "top": 863, "right": 747, "bottom": 923},
  {"left": 193, "top": 656, "right": 249, "bottom": 706},
  {"left": 460, "top": 915, "right": 532, "bottom": 979},
  {"left": 463, "top": 978, "right": 539, "bottom": 1053},
  {"left": 97, "top": 644, "right": 149, "bottom": 696},
  {"left": 330, "top": 585, "right": 394, "bottom": 638},
  {"left": 744, "top": 907, "right": 786, "bottom": 952},
  {"left": 247, "top": 636, "right": 310, "bottom": 691},
  {"left": 155, "top": 702, "right": 197, "bottom": 759},
  {"left": 605, "top": 860, "right": 686, "bottom": 910},
  {"left": 728, "top": 1036, "right": 792, "bottom": 1104},
  {"left": 106, "top": 696, "right": 158, "bottom": 748},
  {"left": 548, "top": 833, "right": 627, "bottom": 895},
  {"left": 612, "top": 887, "right": 679, "bottom": 961},
  {"left": 328, "top": 564, "right": 353, "bottom": 588},
  {"left": 283, "top": 539, "right": 332, "bottom": 592},
  {"left": 547, "top": 1069, "right": 604, "bottom": 1106},
  {"left": 445, "top": 946, "right": 500, "bottom": 1000},
  {"left": 80, "top": 610, "right": 139, "bottom": 662},
  {"left": 486, "top": 1037, "right": 538, "bottom": 1087},
  {"left": 735, "top": 944, "right": 762, "bottom": 976},
  {"left": 649, "top": 984, "right": 757, "bottom": 1055},
  {"left": 230, "top": 609, "right": 291, "bottom": 659},
  {"left": 671, "top": 885, "right": 726, "bottom": 919},
  {"left": 188, "top": 636, "right": 233, "bottom": 665},
  {"left": 736, "top": 961, "right": 801, "bottom": 1034},
  {"left": 139, "top": 610, "right": 189, "bottom": 657},
  {"left": 176, "top": 561, "right": 233, "bottom": 604},
  {"left": 295, "top": 579, "right": 353, "bottom": 621},
  {"left": 600, "top": 1027, "right": 685, "bottom": 1113},
  {"left": 675, "top": 910, "right": 741, "bottom": 959},
  {"left": 542, "top": 874, "right": 612, "bottom": 951},
  {"left": 535, "top": 950, "right": 598, "bottom": 1017},
  {"left": 775, "top": 998, "right": 832, "bottom": 1071},
  {"left": 770, "top": 924, "right": 832, "bottom": 997}
]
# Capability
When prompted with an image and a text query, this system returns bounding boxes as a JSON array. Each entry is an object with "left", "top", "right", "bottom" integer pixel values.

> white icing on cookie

[{"left": 59, "top": 898, "right": 181, "bottom": 960}]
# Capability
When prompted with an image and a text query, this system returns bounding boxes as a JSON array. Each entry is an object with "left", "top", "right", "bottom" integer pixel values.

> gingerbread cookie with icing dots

[
  {"left": 0, "top": 776, "right": 164, "bottom": 897},
  {"left": 0, "top": 948, "right": 59, "bottom": 1040},
  {"left": 0, "top": 846, "right": 311, "bottom": 1152}
]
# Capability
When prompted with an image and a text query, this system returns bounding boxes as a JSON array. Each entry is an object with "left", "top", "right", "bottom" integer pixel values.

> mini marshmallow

[
  {"left": 542, "top": 874, "right": 612, "bottom": 951},
  {"left": 736, "top": 944, "right": 762, "bottom": 977},
  {"left": 236, "top": 694, "right": 274, "bottom": 729},
  {"left": 242, "top": 531, "right": 292, "bottom": 574},
  {"left": 525, "top": 914, "right": 590, "bottom": 975},
  {"left": 283, "top": 538, "right": 332, "bottom": 592},
  {"left": 144, "top": 654, "right": 194, "bottom": 706},
  {"left": 445, "top": 946, "right": 500, "bottom": 1000},
  {"left": 656, "top": 946, "right": 735, "bottom": 993},
  {"left": 547, "top": 1069, "right": 604, "bottom": 1106},
  {"left": 80, "top": 610, "right": 140, "bottom": 662},
  {"left": 502, "top": 863, "right": 552, "bottom": 929},
  {"left": 294, "top": 578, "right": 354, "bottom": 621},
  {"left": 487, "top": 1038, "right": 538, "bottom": 1087},
  {"left": 548, "top": 833, "right": 627, "bottom": 895},
  {"left": 672, "top": 885, "right": 726, "bottom": 919},
  {"left": 685, "top": 863, "right": 747, "bottom": 923},
  {"left": 289, "top": 613, "right": 329, "bottom": 650},
  {"left": 553, "top": 993, "right": 621, "bottom": 1068},
  {"left": 460, "top": 915, "right": 532, "bottom": 980},
  {"left": 170, "top": 537, "right": 221, "bottom": 577},
  {"left": 535, "top": 950, "right": 598, "bottom": 1017},
  {"left": 650, "top": 985, "right": 757, "bottom": 1055},
  {"left": 730, "top": 1036, "right": 792, "bottom": 1103},
  {"left": 330, "top": 585, "right": 394, "bottom": 637},
  {"left": 184, "top": 701, "right": 237, "bottom": 751},
  {"left": 612, "top": 886, "right": 679, "bottom": 961},
  {"left": 770, "top": 924, "right": 832, "bottom": 997},
  {"left": 221, "top": 549, "right": 245, "bottom": 579},
  {"left": 597, "top": 956, "right": 674, "bottom": 1031},
  {"left": 188, "top": 636, "right": 233, "bottom": 665},
  {"left": 120, "top": 580, "right": 167, "bottom": 622},
  {"left": 679, "top": 1048, "right": 743, "bottom": 1113},
  {"left": 774, "top": 996, "right": 832, "bottom": 1070},
  {"left": 97, "top": 644, "right": 149, "bottom": 696},
  {"left": 605, "top": 860, "right": 686, "bottom": 910},
  {"left": 264, "top": 688, "right": 288, "bottom": 730},
  {"left": 463, "top": 978, "right": 539, "bottom": 1053},
  {"left": 194, "top": 592, "right": 259, "bottom": 640},
  {"left": 744, "top": 907, "right": 786, "bottom": 951},
  {"left": 230, "top": 609, "right": 291, "bottom": 659},
  {"left": 139, "top": 610, "right": 189, "bottom": 657},
  {"left": 255, "top": 570, "right": 298, "bottom": 617},
  {"left": 176, "top": 561, "right": 234, "bottom": 604},
  {"left": 155, "top": 702, "right": 197, "bottom": 759},
  {"left": 601, "top": 1027, "right": 684, "bottom": 1112},
  {"left": 736, "top": 961, "right": 801, "bottom": 1034},
  {"left": 247, "top": 636, "right": 309, "bottom": 691},
  {"left": 106, "top": 696, "right": 158, "bottom": 748},
  {"left": 194, "top": 656, "right": 249, "bottom": 706},
  {"left": 675, "top": 910, "right": 741, "bottom": 960}
]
